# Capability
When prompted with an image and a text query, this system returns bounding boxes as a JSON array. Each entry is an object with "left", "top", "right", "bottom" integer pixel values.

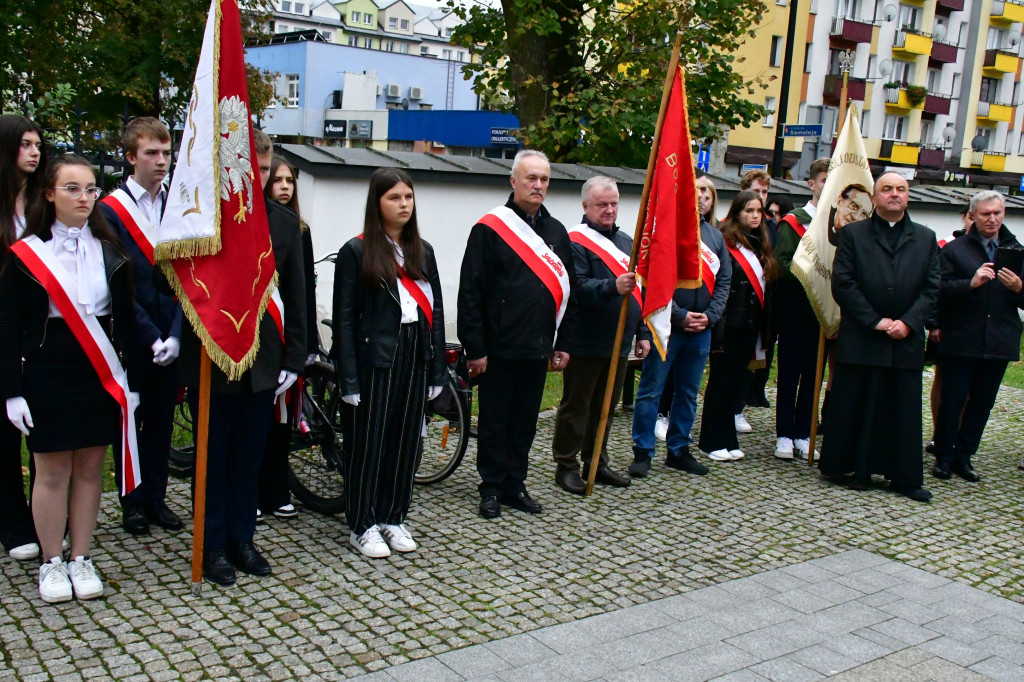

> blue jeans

[{"left": 632, "top": 329, "right": 711, "bottom": 454}]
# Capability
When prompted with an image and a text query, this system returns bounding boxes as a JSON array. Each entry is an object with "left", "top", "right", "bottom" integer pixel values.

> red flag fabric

[
  {"left": 157, "top": 0, "right": 276, "bottom": 379},
  {"left": 635, "top": 66, "right": 702, "bottom": 359}
]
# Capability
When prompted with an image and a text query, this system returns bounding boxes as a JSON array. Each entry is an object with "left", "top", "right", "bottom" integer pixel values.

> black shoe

[
  {"left": 1018, "top": 457, "right": 1024, "bottom": 471},
  {"left": 588, "top": 465, "right": 631, "bottom": 488},
  {"left": 122, "top": 506, "right": 150, "bottom": 535},
  {"left": 504, "top": 490, "right": 542, "bottom": 514},
  {"left": 925, "top": 440, "right": 936, "bottom": 454},
  {"left": 628, "top": 448, "right": 653, "bottom": 478},
  {"left": 146, "top": 502, "right": 183, "bottom": 531},
  {"left": 555, "top": 471, "right": 586, "bottom": 495},
  {"left": 665, "top": 449, "right": 709, "bottom": 475},
  {"left": 203, "top": 549, "right": 237, "bottom": 586},
  {"left": 847, "top": 476, "right": 870, "bottom": 491},
  {"left": 225, "top": 541, "right": 271, "bottom": 576},
  {"left": 932, "top": 463, "right": 952, "bottom": 480},
  {"left": 479, "top": 495, "right": 501, "bottom": 519},
  {"left": 745, "top": 394, "right": 770, "bottom": 408},
  {"left": 953, "top": 464, "right": 980, "bottom": 483},
  {"left": 892, "top": 484, "right": 933, "bottom": 502}
]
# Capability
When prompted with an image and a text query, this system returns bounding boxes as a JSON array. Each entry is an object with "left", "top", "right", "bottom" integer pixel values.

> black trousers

[
  {"left": 340, "top": 324, "right": 425, "bottom": 535},
  {"left": 258, "top": 421, "right": 292, "bottom": 512},
  {"left": 551, "top": 356, "right": 627, "bottom": 474},
  {"left": 744, "top": 339, "right": 775, "bottom": 408},
  {"left": 0, "top": 418, "right": 36, "bottom": 551},
  {"left": 189, "top": 388, "right": 273, "bottom": 551},
  {"left": 699, "top": 328, "right": 757, "bottom": 453},
  {"left": 775, "top": 325, "right": 820, "bottom": 440},
  {"left": 115, "top": 359, "right": 178, "bottom": 509},
  {"left": 934, "top": 357, "right": 1007, "bottom": 468},
  {"left": 476, "top": 357, "right": 548, "bottom": 498}
]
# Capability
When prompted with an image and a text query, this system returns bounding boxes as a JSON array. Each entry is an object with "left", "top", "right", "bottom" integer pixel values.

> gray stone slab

[
  {"left": 749, "top": 570, "right": 809, "bottom": 594},
  {"left": 969, "top": 656, "right": 1024, "bottom": 682},
  {"left": 924, "top": 615, "right": 999, "bottom": 645},
  {"left": 974, "top": 634, "right": 1024, "bottom": 665},
  {"left": 717, "top": 576, "right": 781, "bottom": 601},
  {"left": 908, "top": 656, "right": 991, "bottom": 682},
  {"left": 709, "top": 672, "right": 771, "bottom": 682},
  {"left": 437, "top": 647, "right": 512, "bottom": 678},
  {"left": 869, "top": 618, "right": 942, "bottom": 646},
  {"left": 484, "top": 634, "right": 558, "bottom": 667},
  {"left": 806, "top": 550, "right": 891, "bottom": 575},
  {"left": 493, "top": 662, "right": 571, "bottom": 682},
  {"left": 876, "top": 598, "right": 945, "bottom": 626},
  {"left": 385, "top": 658, "right": 464, "bottom": 682},
  {"left": 916, "top": 635, "right": 992, "bottom": 667},
  {"left": 529, "top": 605, "right": 675, "bottom": 654},
  {"left": 975, "top": 614, "right": 1024, "bottom": 642},
  {"left": 827, "top": 658, "right": 931, "bottom": 681},
  {"left": 664, "top": 618, "right": 735, "bottom": 650},
  {"left": 707, "top": 598, "right": 801, "bottom": 636},
  {"left": 684, "top": 585, "right": 747, "bottom": 611},
  {"left": 835, "top": 568, "right": 908, "bottom": 595},
  {"left": 590, "top": 625, "right": 697, "bottom": 669},
  {"left": 769, "top": 588, "right": 836, "bottom": 614},
  {"left": 788, "top": 643, "right": 866, "bottom": 675},
  {"left": 749, "top": 656, "right": 825, "bottom": 681},
  {"left": 543, "top": 652, "right": 621, "bottom": 681},
  {"left": 642, "top": 642, "right": 759, "bottom": 682},
  {"left": 648, "top": 595, "right": 710, "bottom": 622}
]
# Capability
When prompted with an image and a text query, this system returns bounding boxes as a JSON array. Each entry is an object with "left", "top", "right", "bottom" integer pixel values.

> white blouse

[
  {"left": 46, "top": 220, "right": 111, "bottom": 318},
  {"left": 389, "top": 238, "right": 420, "bottom": 324}
]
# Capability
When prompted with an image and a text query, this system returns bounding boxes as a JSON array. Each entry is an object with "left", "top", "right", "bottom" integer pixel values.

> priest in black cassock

[{"left": 819, "top": 172, "right": 939, "bottom": 502}]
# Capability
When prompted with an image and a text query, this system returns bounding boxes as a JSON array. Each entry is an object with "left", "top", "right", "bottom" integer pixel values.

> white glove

[
  {"left": 151, "top": 339, "right": 163, "bottom": 359},
  {"left": 153, "top": 337, "right": 180, "bottom": 366},
  {"left": 342, "top": 393, "right": 361, "bottom": 406},
  {"left": 427, "top": 385, "right": 443, "bottom": 401},
  {"left": 275, "top": 370, "right": 298, "bottom": 397},
  {"left": 127, "top": 392, "right": 141, "bottom": 413},
  {"left": 6, "top": 397, "right": 32, "bottom": 436},
  {"left": 305, "top": 353, "right": 318, "bottom": 367}
]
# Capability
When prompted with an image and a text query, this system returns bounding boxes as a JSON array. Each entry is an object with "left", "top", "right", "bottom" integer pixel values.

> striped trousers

[{"left": 341, "top": 324, "right": 426, "bottom": 535}]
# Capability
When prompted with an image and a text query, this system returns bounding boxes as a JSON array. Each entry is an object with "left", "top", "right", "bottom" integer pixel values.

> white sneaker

[
  {"left": 654, "top": 415, "right": 669, "bottom": 442},
  {"left": 256, "top": 508, "right": 264, "bottom": 524},
  {"left": 794, "top": 439, "right": 819, "bottom": 461},
  {"left": 378, "top": 523, "right": 417, "bottom": 552},
  {"left": 728, "top": 449, "right": 745, "bottom": 461},
  {"left": 273, "top": 504, "right": 298, "bottom": 518},
  {"left": 734, "top": 414, "right": 752, "bottom": 433},
  {"left": 67, "top": 556, "right": 103, "bottom": 600},
  {"left": 704, "top": 449, "right": 732, "bottom": 461},
  {"left": 9, "top": 542, "right": 40, "bottom": 561},
  {"left": 350, "top": 527, "right": 390, "bottom": 558},
  {"left": 38, "top": 557, "right": 72, "bottom": 603},
  {"left": 774, "top": 437, "right": 794, "bottom": 460}
]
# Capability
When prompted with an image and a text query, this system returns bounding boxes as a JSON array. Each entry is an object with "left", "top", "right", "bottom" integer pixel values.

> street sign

[
  {"left": 697, "top": 147, "right": 710, "bottom": 173},
  {"left": 740, "top": 163, "right": 768, "bottom": 176},
  {"left": 782, "top": 124, "right": 824, "bottom": 137},
  {"left": 323, "top": 120, "right": 347, "bottom": 138},
  {"left": 1019, "top": 176, "right": 1024, "bottom": 192},
  {"left": 349, "top": 120, "right": 373, "bottom": 139},
  {"left": 884, "top": 166, "right": 916, "bottom": 181},
  {"left": 490, "top": 127, "right": 520, "bottom": 145}
]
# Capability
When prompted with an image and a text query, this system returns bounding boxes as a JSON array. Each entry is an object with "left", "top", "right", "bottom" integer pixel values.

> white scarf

[{"left": 48, "top": 220, "right": 109, "bottom": 316}]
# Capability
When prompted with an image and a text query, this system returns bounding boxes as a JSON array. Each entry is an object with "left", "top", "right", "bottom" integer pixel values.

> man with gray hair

[
  {"left": 549, "top": 176, "right": 650, "bottom": 494},
  {"left": 459, "top": 149, "right": 577, "bottom": 518},
  {"left": 932, "top": 190, "right": 1023, "bottom": 482}
]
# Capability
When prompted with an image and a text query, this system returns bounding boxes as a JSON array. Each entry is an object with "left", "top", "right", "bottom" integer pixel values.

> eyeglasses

[{"left": 55, "top": 185, "right": 102, "bottom": 200}]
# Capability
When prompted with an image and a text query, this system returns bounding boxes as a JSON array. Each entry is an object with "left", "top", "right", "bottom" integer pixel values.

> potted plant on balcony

[{"left": 906, "top": 84, "right": 927, "bottom": 107}]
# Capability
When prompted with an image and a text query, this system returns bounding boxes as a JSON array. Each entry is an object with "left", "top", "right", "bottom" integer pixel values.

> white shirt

[
  {"left": 126, "top": 176, "right": 166, "bottom": 227},
  {"left": 12, "top": 213, "right": 25, "bottom": 238},
  {"left": 389, "top": 238, "right": 419, "bottom": 324},
  {"left": 46, "top": 220, "right": 111, "bottom": 318},
  {"left": 802, "top": 201, "right": 817, "bottom": 219}
]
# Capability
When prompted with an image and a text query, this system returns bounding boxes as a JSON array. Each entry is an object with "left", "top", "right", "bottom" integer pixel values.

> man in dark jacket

[
  {"left": 550, "top": 177, "right": 650, "bottom": 494},
  {"left": 99, "top": 117, "right": 184, "bottom": 536},
  {"left": 932, "top": 191, "right": 1023, "bottom": 482},
  {"left": 819, "top": 173, "right": 939, "bottom": 502},
  {"left": 458, "top": 149, "right": 577, "bottom": 518}
]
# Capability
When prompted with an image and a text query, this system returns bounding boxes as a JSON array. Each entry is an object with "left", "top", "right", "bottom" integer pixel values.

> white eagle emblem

[{"left": 218, "top": 95, "right": 255, "bottom": 223}]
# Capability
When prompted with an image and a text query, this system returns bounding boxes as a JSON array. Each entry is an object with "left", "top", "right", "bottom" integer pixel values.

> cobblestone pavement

[{"left": 1, "top": 374, "right": 1022, "bottom": 681}]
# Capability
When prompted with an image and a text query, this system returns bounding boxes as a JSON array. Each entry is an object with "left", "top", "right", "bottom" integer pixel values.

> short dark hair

[
  {"left": 808, "top": 158, "right": 830, "bottom": 179},
  {"left": 122, "top": 117, "right": 170, "bottom": 156},
  {"left": 740, "top": 169, "right": 771, "bottom": 189}
]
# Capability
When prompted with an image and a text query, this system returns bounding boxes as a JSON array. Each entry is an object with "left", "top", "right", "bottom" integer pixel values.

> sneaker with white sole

[
  {"left": 38, "top": 557, "right": 72, "bottom": 603},
  {"left": 774, "top": 437, "right": 794, "bottom": 459},
  {"left": 794, "top": 439, "right": 819, "bottom": 461},
  {"left": 734, "top": 414, "right": 752, "bottom": 433},
  {"left": 273, "top": 504, "right": 297, "bottom": 518},
  {"left": 728, "top": 449, "right": 745, "bottom": 461},
  {"left": 10, "top": 542, "right": 40, "bottom": 561},
  {"left": 654, "top": 415, "right": 669, "bottom": 442},
  {"left": 67, "top": 556, "right": 103, "bottom": 600},
  {"left": 704, "top": 449, "right": 732, "bottom": 461},
  {"left": 256, "top": 508, "right": 264, "bottom": 524},
  {"left": 350, "top": 526, "right": 390, "bottom": 558},
  {"left": 378, "top": 523, "right": 417, "bottom": 552}
]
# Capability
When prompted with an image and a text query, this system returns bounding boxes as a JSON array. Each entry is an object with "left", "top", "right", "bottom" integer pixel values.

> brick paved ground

[{"left": 0, "top": 374, "right": 1022, "bottom": 681}]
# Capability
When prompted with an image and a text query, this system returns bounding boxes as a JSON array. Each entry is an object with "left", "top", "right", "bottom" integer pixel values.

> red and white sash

[
  {"left": 265, "top": 287, "right": 295, "bottom": 424},
  {"left": 727, "top": 243, "right": 767, "bottom": 364},
  {"left": 567, "top": 224, "right": 641, "bottom": 309},
  {"left": 11, "top": 236, "right": 140, "bottom": 495},
  {"left": 780, "top": 213, "right": 808, "bottom": 239},
  {"left": 699, "top": 239, "right": 722, "bottom": 296},
  {"left": 101, "top": 189, "right": 157, "bottom": 265},
  {"left": 479, "top": 206, "right": 571, "bottom": 338},
  {"left": 354, "top": 235, "right": 435, "bottom": 326}
]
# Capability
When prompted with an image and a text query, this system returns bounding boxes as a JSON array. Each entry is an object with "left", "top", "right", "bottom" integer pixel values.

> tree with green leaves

[{"left": 448, "top": 0, "right": 770, "bottom": 166}]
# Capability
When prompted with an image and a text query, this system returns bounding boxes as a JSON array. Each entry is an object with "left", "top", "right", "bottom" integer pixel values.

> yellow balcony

[
  {"left": 971, "top": 151, "right": 1008, "bottom": 171},
  {"left": 884, "top": 86, "right": 926, "bottom": 111},
  {"left": 977, "top": 100, "right": 1013, "bottom": 123},
  {"left": 983, "top": 49, "right": 1020, "bottom": 76},
  {"left": 991, "top": 0, "right": 1024, "bottom": 25},
  {"left": 892, "top": 30, "right": 932, "bottom": 57},
  {"left": 879, "top": 140, "right": 920, "bottom": 165}
]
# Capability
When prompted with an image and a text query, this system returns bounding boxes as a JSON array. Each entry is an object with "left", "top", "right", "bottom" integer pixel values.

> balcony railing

[
  {"left": 929, "top": 39, "right": 960, "bottom": 64},
  {"left": 991, "top": 0, "right": 1024, "bottom": 24},
  {"left": 829, "top": 16, "right": 874, "bottom": 43},
  {"left": 919, "top": 147, "right": 945, "bottom": 168},
  {"left": 923, "top": 93, "right": 952, "bottom": 116},
  {"left": 935, "top": 0, "right": 965, "bottom": 13},
  {"left": 893, "top": 29, "right": 933, "bottom": 56},
  {"left": 879, "top": 139, "right": 920, "bottom": 165},
  {"left": 978, "top": 99, "right": 1013, "bottom": 122},
  {"left": 983, "top": 48, "right": 1020, "bottom": 74},
  {"left": 822, "top": 74, "right": 867, "bottom": 104}
]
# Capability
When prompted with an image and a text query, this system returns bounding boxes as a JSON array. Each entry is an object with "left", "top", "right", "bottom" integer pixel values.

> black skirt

[{"left": 22, "top": 316, "right": 120, "bottom": 453}]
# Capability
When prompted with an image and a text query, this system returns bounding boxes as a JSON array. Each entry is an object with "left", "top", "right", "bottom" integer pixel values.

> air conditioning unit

[
  {"left": 376, "top": 85, "right": 384, "bottom": 96},
  {"left": 386, "top": 84, "right": 402, "bottom": 98},
  {"left": 409, "top": 86, "right": 424, "bottom": 100}
]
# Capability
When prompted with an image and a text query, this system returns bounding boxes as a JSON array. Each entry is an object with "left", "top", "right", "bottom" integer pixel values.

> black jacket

[
  {"left": 832, "top": 213, "right": 939, "bottom": 369},
  {"left": 563, "top": 217, "right": 648, "bottom": 358},
  {"left": 938, "top": 225, "right": 1024, "bottom": 361},
  {"left": 716, "top": 232, "right": 772, "bottom": 348},
  {"left": 457, "top": 195, "right": 577, "bottom": 360},
  {"left": 673, "top": 219, "right": 732, "bottom": 330},
  {"left": 177, "top": 200, "right": 307, "bottom": 393},
  {"left": 300, "top": 223, "right": 319, "bottom": 356},
  {"left": 0, "top": 238, "right": 143, "bottom": 399},
  {"left": 332, "top": 236, "right": 446, "bottom": 396}
]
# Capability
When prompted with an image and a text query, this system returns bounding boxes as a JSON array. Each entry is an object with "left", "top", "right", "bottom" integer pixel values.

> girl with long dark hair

[
  {"left": 0, "top": 155, "right": 140, "bottom": 603},
  {"left": 698, "top": 190, "right": 778, "bottom": 461},
  {"left": 0, "top": 115, "right": 47, "bottom": 562},
  {"left": 333, "top": 168, "right": 445, "bottom": 558}
]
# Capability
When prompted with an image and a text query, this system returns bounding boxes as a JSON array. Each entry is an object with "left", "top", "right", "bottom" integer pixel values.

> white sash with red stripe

[
  {"left": 699, "top": 239, "right": 722, "bottom": 296},
  {"left": 479, "top": 206, "right": 571, "bottom": 339},
  {"left": 101, "top": 189, "right": 157, "bottom": 265},
  {"left": 567, "top": 224, "right": 642, "bottom": 309},
  {"left": 11, "top": 236, "right": 141, "bottom": 495},
  {"left": 265, "top": 288, "right": 294, "bottom": 424},
  {"left": 399, "top": 268, "right": 434, "bottom": 329},
  {"left": 727, "top": 243, "right": 767, "bottom": 364}
]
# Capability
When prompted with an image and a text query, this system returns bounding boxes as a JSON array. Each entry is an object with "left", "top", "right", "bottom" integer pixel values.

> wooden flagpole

[
  {"left": 190, "top": 351, "right": 212, "bottom": 594},
  {"left": 584, "top": 32, "right": 684, "bottom": 496}
]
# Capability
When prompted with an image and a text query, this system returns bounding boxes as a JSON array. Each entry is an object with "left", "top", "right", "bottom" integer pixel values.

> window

[
  {"left": 294, "top": 2, "right": 304, "bottom": 12},
  {"left": 987, "top": 27, "right": 1006, "bottom": 50},
  {"left": 805, "top": 43, "right": 812, "bottom": 73},
  {"left": 920, "top": 119, "right": 934, "bottom": 146},
  {"left": 281, "top": 0, "right": 291, "bottom": 10},
  {"left": 882, "top": 114, "right": 908, "bottom": 140},
  {"left": 277, "top": 23, "right": 288, "bottom": 33},
  {"left": 445, "top": 27, "right": 454, "bottom": 36},
  {"left": 980, "top": 77, "right": 999, "bottom": 103},
  {"left": 400, "top": 43, "right": 409, "bottom": 54},
  {"left": 898, "top": 4, "right": 919, "bottom": 31},
  {"left": 389, "top": 17, "right": 397, "bottom": 28},
  {"left": 400, "top": 19, "right": 409, "bottom": 29},
  {"left": 763, "top": 96, "right": 777, "bottom": 127},
  {"left": 286, "top": 74, "right": 299, "bottom": 107},
  {"left": 892, "top": 60, "right": 914, "bottom": 85},
  {"left": 351, "top": 11, "right": 360, "bottom": 23},
  {"left": 420, "top": 45, "right": 430, "bottom": 54},
  {"left": 1014, "top": 81, "right": 1023, "bottom": 106},
  {"left": 926, "top": 68, "right": 941, "bottom": 93},
  {"left": 323, "top": 31, "right": 332, "bottom": 41},
  {"left": 951, "top": 73, "right": 962, "bottom": 98},
  {"left": 363, "top": 36, "right": 372, "bottom": 48},
  {"left": 385, "top": 40, "right": 395, "bottom": 51},
  {"left": 836, "top": 0, "right": 858, "bottom": 20},
  {"left": 348, "top": 35, "right": 358, "bottom": 46},
  {"left": 364, "top": 14, "right": 373, "bottom": 24},
  {"left": 442, "top": 48, "right": 452, "bottom": 59},
  {"left": 770, "top": 36, "right": 783, "bottom": 67}
]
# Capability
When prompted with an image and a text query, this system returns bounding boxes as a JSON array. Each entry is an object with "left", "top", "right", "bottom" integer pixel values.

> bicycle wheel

[
  {"left": 168, "top": 395, "right": 195, "bottom": 478},
  {"left": 287, "top": 364, "right": 345, "bottom": 515},
  {"left": 415, "top": 370, "right": 471, "bottom": 485}
]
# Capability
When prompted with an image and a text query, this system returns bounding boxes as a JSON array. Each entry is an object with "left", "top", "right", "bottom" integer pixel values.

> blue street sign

[
  {"left": 697, "top": 147, "right": 710, "bottom": 173},
  {"left": 1020, "top": 176, "right": 1024, "bottom": 192},
  {"left": 782, "top": 124, "right": 824, "bottom": 137}
]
